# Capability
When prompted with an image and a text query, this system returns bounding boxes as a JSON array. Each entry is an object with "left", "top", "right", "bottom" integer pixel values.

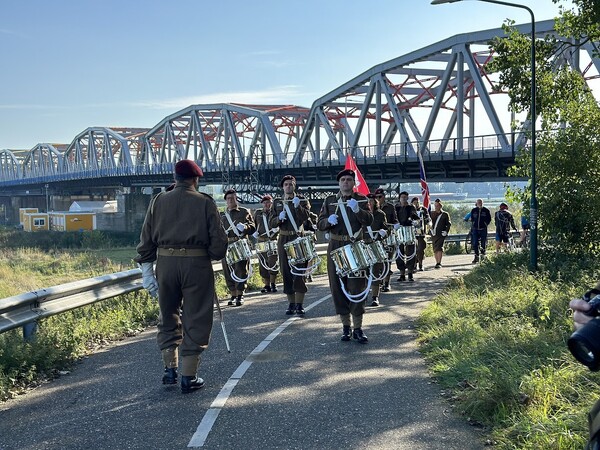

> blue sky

[{"left": 0, "top": 0, "right": 569, "bottom": 150}]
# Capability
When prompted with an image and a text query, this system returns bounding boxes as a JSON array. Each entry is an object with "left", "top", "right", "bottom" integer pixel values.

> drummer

[
  {"left": 374, "top": 188, "right": 398, "bottom": 293},
  {"left": 365, "top": 193, "right": 390, "bottom": 307},
  {"left": 221, "top": 189, "right": 256, "bottom": 307},
  {"left": 252, "top": 195, "right": 279, "bottom": 294},
  {"left": 270, "top": 175, "right": 312, "bottom": 315},
  {"left": 395, "top": 191, "right": 420, "bottom": 282},
  {"left": 318, "top": 169, "right": 373, "bottom": 343}
]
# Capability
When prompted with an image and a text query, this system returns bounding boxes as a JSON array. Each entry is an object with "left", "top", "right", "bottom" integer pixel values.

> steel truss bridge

[{"left": 1, "top": 19, "right": 598, "bottom": 198}]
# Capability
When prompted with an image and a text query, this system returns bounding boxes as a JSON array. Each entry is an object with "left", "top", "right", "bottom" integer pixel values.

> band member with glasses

[
  {"left": 373, "top": 188, "right": 398, "bottom": 292},
  {"left": 270, "top": 175, "right": 312, "bottom": 315},
  {"left": 318, "top": 169, "right": 373, "bottom": 343},
  {"left": 221, "top": 189, "right": 256, "bottom": 307},
  {"left": 252, "top": 195, "right": 279, "bottom": 293}
]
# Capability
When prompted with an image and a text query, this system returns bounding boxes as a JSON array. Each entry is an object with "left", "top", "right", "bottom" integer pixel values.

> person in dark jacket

[
  {"left": 374, "top": 188, "right": 398, "bottom": 292},
  {"left": 136, "top": 159, "right": 228, "bottom": 394},
  {"left": 395, "top": 191, "right": 419, "bottom": 282},
  {"left": 470, "top": 198, "right": 491, "bottom": 263}
]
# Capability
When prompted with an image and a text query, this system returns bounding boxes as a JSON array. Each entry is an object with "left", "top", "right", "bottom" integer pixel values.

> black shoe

[
  {"left": 270, "top": 283, "right": 277, "bottom": 293},
  {"left": 227, "top": 296, "right": 235, "bottom": 306},
  {"left": 295, "top": 304, "right": 305, "bottom": 315},
  {"left": 381, "top": 284, "right": 390, "bottom": 292},
  {"left": 352, "top": 328, "right": 368, "bottom": 344},
  {"left": 235, "top": 295, "right": 244, "bottom": 306},
  {"left": 419, "top": 264, "right": 424, "bottom": 271},
  {"left": 408, "top": 274, "right": 414, "bottom": 282},
  {"left": 181, "top": 375, "right": 205, "bottom": 394},
  {"left": 162, "top": 367, "right": 177, "bottom": 385},
  {"left": 397, "top": 274, "right": 406, "bottom": 282},
  {"left": 306, "top": 275, "right": 313, "bottom": 282},
  {"left": 260, "top": 285, "right": 271, "bottom": 293},
  {"left": 434, "top": 263, "right": 441, "bottom": 269},
  {"left": 472, "top": 257, "right": 479, "bottom": 264},
  {"left": 370, "top": 296, "right": 379, "bottom": 307},
  {"left": 341, "top": 325, "right": 351, "bottom": 341},
  {"left": 285, "top": 303, "right": 296, "bottom": 315}
]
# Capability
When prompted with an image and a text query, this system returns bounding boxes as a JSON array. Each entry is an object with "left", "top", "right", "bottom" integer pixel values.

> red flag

[
  {"left": 344, "top": 154, "right": 370, "bottom": 196},
  {"left": 417, "top": 151, "right": 431, "bottom": 209}
]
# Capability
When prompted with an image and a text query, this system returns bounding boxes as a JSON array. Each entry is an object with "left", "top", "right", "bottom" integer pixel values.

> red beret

[
  {"left": 175, "top": 160, "right": 203, "bottom": 178},
  {"left": 374, "top": 188, "right": 385, "bottom": 196},
  {"left": 336, "top": 169, "right": 355, "bottom": 181},
  {"left": 280, "top": 175, "right": 296, "bottom": 187},
  {"left": 261, "top": 194, "right": 273, "bottom": 203},
  {"left": 224, "top": 189, "right": 236, "bottom": 200}
]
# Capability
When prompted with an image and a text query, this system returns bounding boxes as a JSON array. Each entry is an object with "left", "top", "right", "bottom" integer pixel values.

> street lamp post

[
  {"left": 44, "top": 184, "right": 49, "bottom": 212},
  {"left": 431, "top": 0, "right": 537, "bottom": 270}
]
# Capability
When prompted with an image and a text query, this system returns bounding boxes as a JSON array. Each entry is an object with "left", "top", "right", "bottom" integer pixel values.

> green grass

[{"left": 417, "top": 252, "right": 600, "bottom": 449}]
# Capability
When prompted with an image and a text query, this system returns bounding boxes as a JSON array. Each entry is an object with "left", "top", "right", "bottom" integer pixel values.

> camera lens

[{"left": 568, "top": 318, "right": 600, "bottom": 371}]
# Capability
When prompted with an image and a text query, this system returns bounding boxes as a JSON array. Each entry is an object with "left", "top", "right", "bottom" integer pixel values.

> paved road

[{"left": 0, "top": 254, "right": 485, "bottom": 450}]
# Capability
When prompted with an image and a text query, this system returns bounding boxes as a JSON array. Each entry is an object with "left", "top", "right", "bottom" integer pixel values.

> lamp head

[{"left": 431, "top": 0, "right": 462, "bottom": 4}]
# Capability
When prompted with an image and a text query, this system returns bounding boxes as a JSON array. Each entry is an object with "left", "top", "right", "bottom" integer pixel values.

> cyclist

[{"left": 494, "top": 203, "right": 517, "bottom": 253}]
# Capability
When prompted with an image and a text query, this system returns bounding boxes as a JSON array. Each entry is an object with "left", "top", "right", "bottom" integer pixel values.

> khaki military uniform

[
  {"left": 318, "top": 192, "right": 373, "bottom": 326},
  {"left": 363, "top": 207, "right": 389, "bottom": 299},
  {"left": 430, "top": 209, "right": 452, "bottom": 252},
  {"left": 221, "top": 207, "right": 256, "bottom": 296},
  {"left": 269, "top": 195, "right": 311, "bottom": 302},
  {"left": 253, "top": 208, "right": 279, "bottom": 285},
  {"left": 380, "top": 201, "right": 398, "bottom": 287},
  {"left": 414, "top": 206, "right": 430, "bottom": 269},
  {"left": 135, "top": 184, "right": 228, "bottom": 363}
]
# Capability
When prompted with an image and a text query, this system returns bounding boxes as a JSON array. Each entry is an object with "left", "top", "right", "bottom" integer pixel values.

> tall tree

[{"left": 488, "top": 0, "right": 600, "bottom": 257}]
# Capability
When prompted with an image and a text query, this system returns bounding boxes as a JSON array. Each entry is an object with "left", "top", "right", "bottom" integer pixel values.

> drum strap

[
  {"left": 225, "top": 210, "right": 242, "bottom": 237},
  {"left": 432, "top": 213, "right": 443, "bottom": 236},
  {"left": 337, "top": 198, "right": 360, "bottom": 241},
  {"left": 283, "top": 202, "right": 301, "bottom": 235},
  {"left": 262, "top": 214, "right": 271, "bottom": 238},
  {"left": 366, "top": 225, "right": 375, "bottom": 240}
]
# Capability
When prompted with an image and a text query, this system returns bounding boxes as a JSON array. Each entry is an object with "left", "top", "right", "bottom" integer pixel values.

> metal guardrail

[
  {"left": 0, "top": 234, "right": 521, "bottom": 335},
  {"left": 0, "top": 243, "right": 329, "bottom": 335}
]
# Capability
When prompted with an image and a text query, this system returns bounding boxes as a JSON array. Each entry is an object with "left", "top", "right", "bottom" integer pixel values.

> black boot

[
  {"left": 260, "top": 285, "right": 271, "bottom": 293},
  {"left": 181, "top": 375, "right": 205, "bottom": 394},
  {"left": 270, "top": 283, "right": 277, "bottom": 293},
  {"left": 341, "top": 325, "right": 351, "bottom": 341},
  {"left": 236, "top": 295, "right": 244, "bottom": 306},
  {"left": 408, "top": 273, "right": 414, "bottom": 282},
  {"left": 381, "top": 284, "right": 390, "bottom": 292},
  {"left": 162, "top": 367, "right": 177, "bottom": 385},
  {"left": 295, "top": 304, "right": 305, "bottom": 315},
  {"left": 227, "top": 295, "right": 235, "bottom": 306},
  {"left": 352, "top": 328, "right": 369, "bottom": 344},
  {"left": 286, "top": 303, "right": 296, "bottom": 315},
  {"left": 370, "top": 296, "right": 379, "bottom": 307}
]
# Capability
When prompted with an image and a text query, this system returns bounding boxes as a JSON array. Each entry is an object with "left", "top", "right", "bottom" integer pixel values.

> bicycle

[{"left": 465, "top": 230, "right": 473, "bottom": 254}]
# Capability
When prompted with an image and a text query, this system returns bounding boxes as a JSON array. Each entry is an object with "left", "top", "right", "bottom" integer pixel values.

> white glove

[
  {"left": 140, "top": 262, "right": 158, "bottom": 298},
  {"left": 279, "top": 211, "right": 286, "bottom": 221},
  {"left": 441, "top": 231, "right": 448, "bottom": 237},
  {"left": 324, "top": 232, "right": 330, "bottom": 240},
  {"left": 292, "top": 196, "right": 301, "bottom": 208},
  {"left": 412, "top": 220, "right": 420, "bottom": 227},
  {"left": 393, "top": 223, "right": 401, "bottom": 230},
  {"left": 252, "top": 231, "right": 259, "bottom": 239},
  {"left": 236, "top": 223, "right": 246, "bottom": 232},
  {"left": 347, "top": 198, "right": 359, "bottom": 213},
  {"left": 378, "top": 229, "right": 387, "bottom": 237},
  {"left": 328, "top": 214, "right": 338, "bottom": 225},
  {"left": 271, "top": 227, "right": 279, "bottom": 234}
]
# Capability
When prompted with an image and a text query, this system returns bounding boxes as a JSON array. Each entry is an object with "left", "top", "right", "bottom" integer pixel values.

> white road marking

[{"left": 187, "top": 293, "right": 332, "bottom": 448}]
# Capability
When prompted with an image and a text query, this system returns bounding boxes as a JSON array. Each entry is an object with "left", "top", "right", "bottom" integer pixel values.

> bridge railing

[{"left": 0, "top": 131, "right": 525, "bottom": 186}]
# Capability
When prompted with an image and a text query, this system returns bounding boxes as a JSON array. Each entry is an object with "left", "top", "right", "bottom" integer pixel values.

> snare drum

[
  {"left": 255, "top": 240, "right": 277, "bottom": 255},
  {"left": 383, "top": 228, "right": 400, "bottom": 249},
  {"left": 365, "top": 240, "right": 388, "bottom": 264},
  {"left": 331, "top": 241, "right": 375, "bottom": 277},
  {"left": 397, "top": 225, "right": 416, "bottom": 245},
  {"left": 284, "top": 236, "right": 317, "bottom": 265},
  {"left": 226, "top": 239, "right": 253, "bottom": 265}
]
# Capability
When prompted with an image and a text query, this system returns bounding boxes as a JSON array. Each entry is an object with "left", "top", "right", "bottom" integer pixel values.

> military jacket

[
  {"left": 221, "top": 207, "right": 256, "bottom": 240},
  {"left": 253, "top": 208, "right": 278, "bottom": 240},
  {"left": 269, "top": 194, "right": 311, "bottom": 235},
  {"left": 317, "top": 192, "right": 373, "bottom": 239},
  {"left": 380, "top": 201, "right": 398, "bottom": 224},
  {"left": 395, "top": 204, "right": 419, "bottom": 226}
]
